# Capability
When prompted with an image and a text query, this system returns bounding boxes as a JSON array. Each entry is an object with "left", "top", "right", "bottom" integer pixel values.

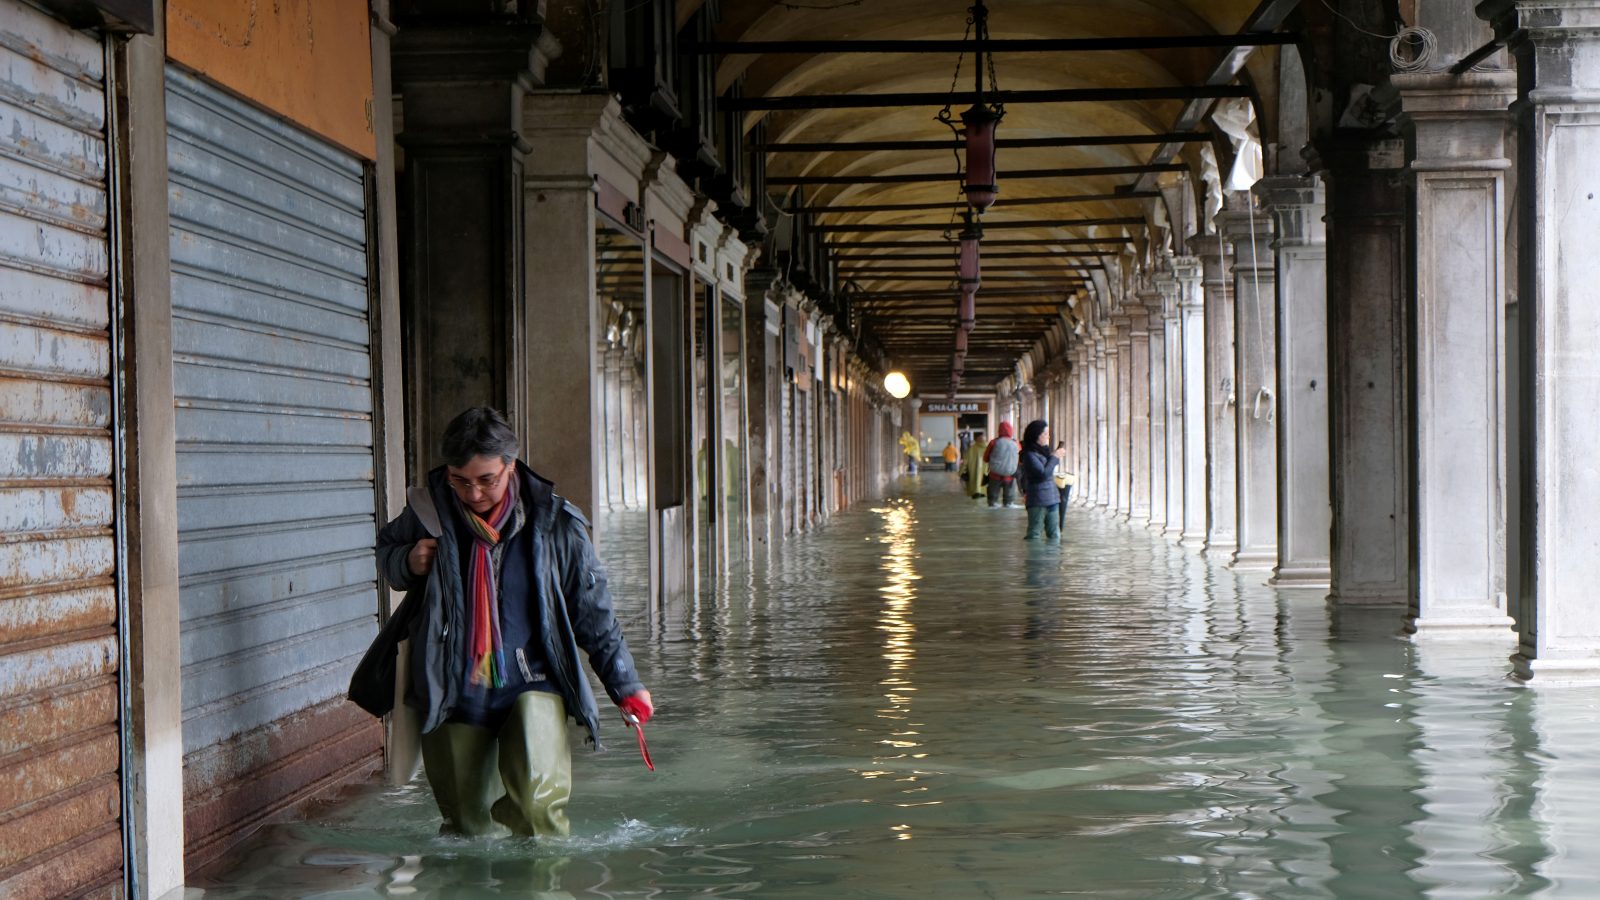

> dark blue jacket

[
  {"left": 1018, "top": 445, "right": 1062, "bottom": 508},
  {"left": 374, "top": 462, "right": 642, "bottom": 747}
]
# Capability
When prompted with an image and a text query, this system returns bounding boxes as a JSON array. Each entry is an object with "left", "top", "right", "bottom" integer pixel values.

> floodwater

[{"left": 191, "top": 474, "right": 1600, "bottom": 898}]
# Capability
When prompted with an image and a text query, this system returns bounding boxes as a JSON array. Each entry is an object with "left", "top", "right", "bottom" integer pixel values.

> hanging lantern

[
  {"left": 958, "top": 211, "right": 982, "bottom": 290},
  {"left": 958, "top": 287, "right": 977, "bottom": 332},
  {"left": 962, "top": 104, "right": 1001, "bottom": 211}
]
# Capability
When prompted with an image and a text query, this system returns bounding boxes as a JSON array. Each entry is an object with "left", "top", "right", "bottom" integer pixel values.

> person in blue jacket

[{"left": 1017, "top": 419, "right": 1067, "bottom": 541}]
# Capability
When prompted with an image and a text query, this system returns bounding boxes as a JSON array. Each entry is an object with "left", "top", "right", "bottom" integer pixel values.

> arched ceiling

[{"left": 706, "top": 0, "right": 1291, "bottom": 393}]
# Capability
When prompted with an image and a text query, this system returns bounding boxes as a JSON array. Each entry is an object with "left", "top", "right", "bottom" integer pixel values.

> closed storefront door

[
  {"left": 165, "top": 66, "right": 381, "bottom": 860},
  {"left": 0, "top": 3, "right": 123, "bottom": 896}
]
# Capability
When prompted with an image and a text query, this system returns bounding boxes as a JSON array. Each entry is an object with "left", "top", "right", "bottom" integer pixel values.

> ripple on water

[{"left": 192, "top": 474, "right": 1600, "bottom": 899}]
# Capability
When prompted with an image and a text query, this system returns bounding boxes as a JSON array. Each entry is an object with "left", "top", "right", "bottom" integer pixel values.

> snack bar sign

[{"left": 922, "top": 401, "right": 988, "bottom": 414}]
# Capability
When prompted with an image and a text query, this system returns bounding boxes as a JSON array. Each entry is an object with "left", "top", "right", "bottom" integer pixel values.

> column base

[
  {"left": 1405, "top": 615, "right": 1516, "bottom": 642},
  {"left": 1327, "top": 587, "right": 1407, "bottom": 606},
  {"left": 1202, "top": 539, "right": 1238, "bottom": 560},
  {"left": 1228, "top": 546, "right": 1278, "bottom": 571},
  {"left": 1512, "top": 654, "right": 1600, "bottom": 685},
  {"left": 1268, "top": 564, "right": 1332, "bottom": 590},
  {"left": 1178, "top": 530, "right": 1207, "bottom": 550}
]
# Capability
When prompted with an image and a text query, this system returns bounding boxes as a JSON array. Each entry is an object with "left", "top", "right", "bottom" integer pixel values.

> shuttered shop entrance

[
  {"left": 166, "top": 67, "right": 381, "bottom": 861},
  {"left": 0, "top": 3, "right": 123, "bottom": 897}
]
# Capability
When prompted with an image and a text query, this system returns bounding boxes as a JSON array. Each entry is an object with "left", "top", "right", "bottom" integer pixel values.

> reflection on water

[{"left": 192, "top": 474, "right": 1600, "bottom": 898}]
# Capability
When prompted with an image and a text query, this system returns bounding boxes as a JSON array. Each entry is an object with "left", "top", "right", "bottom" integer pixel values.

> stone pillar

[
  {"left": 1394, "top": 68, "right": 1518, "bottom": 639},
  {"left": 1175, "top": 258, "right": 1209, "bottom": 548},
  {"left": 1145, "top": 290, "right": 1169, "bottom": 532},
  {"left": 1093, "top": 335, "right": 1111, "bottom": 507},
  {"left": 1127, "top": 305, "right": 1153, "bottom": 522},
  {"left": 744, "top": 274, "right": 777, "bottom": 547},
  {"left": 1219, "top": 206, "right": 1280, "bottom": 571},
  {"left": 1159, "top": 276, "right": 1186, "bottom": 538},
  {"left": 1323, "top": 135, "right": 1411, "bottom": 606},
  {"left": 1075, "top": 345, "right": 1092, "bottom": 504},
  {"left": 1257, "top": 177, "right": 1333, "bottom": 589},
  {"left": 393, "top": 22, "right": 551, "bottom": 476},
  {"left": 1192, "top": 232, "right": 1239, "bottom": 558},
  {"left": 521, "top": 94, "right": 638, "bottom": 524},
  {"left": 1482, "top": 0, "right": 1600, "bottom": 680},
  {"left": 1112, "top": 315, "right": 1134, "bottom": 515}
]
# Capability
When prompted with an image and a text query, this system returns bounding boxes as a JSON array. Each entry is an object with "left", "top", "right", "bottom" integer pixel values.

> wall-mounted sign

[{"left": 922, "top": 400, "right": 989, "bottom": 414}]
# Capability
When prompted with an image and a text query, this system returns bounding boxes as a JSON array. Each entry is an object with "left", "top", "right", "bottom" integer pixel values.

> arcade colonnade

[{"left": 1000, "top": 3, "right": 1600, "bottom": 686}]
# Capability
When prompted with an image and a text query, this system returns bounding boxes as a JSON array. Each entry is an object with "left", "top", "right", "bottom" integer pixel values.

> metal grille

[
  {"left": 165, "top": 66, "right": 379, "bottom": 849},
  {"left": 0, "top": 3, "right": 123, "bottom": 896}
]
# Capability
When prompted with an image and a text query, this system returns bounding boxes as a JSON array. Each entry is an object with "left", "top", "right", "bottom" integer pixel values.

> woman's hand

[
  {"left": 620, "top": 690, "right": 654, "bottom": 724},
  {"left": 407, "top": 538, "right": 438, "bottom": 577}
]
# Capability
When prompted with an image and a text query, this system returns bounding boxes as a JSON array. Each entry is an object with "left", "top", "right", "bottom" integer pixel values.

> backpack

[{"left": 987, "top": 438, "right": 1019, "bottom": 477}]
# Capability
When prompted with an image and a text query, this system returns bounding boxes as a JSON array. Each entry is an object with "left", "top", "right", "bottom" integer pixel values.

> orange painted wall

[{"left": 167, "top": 0, "right": 376, "bottom": 160}]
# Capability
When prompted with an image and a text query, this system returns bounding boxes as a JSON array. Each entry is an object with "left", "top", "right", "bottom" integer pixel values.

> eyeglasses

[{"left": 447, "top": 466, "right": 509, "bottom": 494}]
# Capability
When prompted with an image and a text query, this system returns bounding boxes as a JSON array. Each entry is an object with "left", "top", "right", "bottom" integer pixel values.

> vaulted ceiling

[{"left": 700, "top": 0, "right": 1293, "bottom": 392}]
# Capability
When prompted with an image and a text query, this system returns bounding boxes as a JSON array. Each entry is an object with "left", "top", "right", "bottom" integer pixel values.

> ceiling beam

[
  {"left": 814, "top": 216, "right": 1145, "bottom": 233},
  {"left": 832, "top": 250, "right": 1115, "bottom": 260},
  {"left": 855, "top": 287, "right": 1078, "bottom": 298},
  {"left": 793, "top": 191, "right": 1158, "bottom": 214},
  {"left": 689, "top": 34, "right": 1297, "bottom": 55},
  {"left": 721, "top": 85, "right": 1252, "bottom": 112},
  {"left": 769, "top": 164, "right": 1185, "bottom": 185},
  {"left": 761, "top": 133, "right": 1211, "bottom": 154},
  {"left": 1134, "top": 1, "right": 1301, "bottom": 191},
  {"left": 835, "top": 238, "right": 1131, "bottom": 248}
]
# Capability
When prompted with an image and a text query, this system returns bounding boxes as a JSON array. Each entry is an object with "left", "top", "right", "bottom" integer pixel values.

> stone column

[
  {"left": 393, "top": 22, "right": 551, "bottom": 476},
  {"left": 1192, "top": 232, "right": 1239, "bottom": 558},
  {"left": 603, "top": 347, "right": 625, "bottom": 510},
  {"left": 1394, "top": 68, "right": 1518, "bottom": 639},
  {"left": 1482, "top": 0, "right": 1600, "bottom": 680},
  {"left": 1093, "top": 334, "right": 1111, "bottom": 507},
  {"left": 1159, "top": 276, "right": 1186, "bottom": 538},
  {"left": 1257, "top": 177, "right": 1333, "bottom": 589},
  {"left": 1145, "top": 290, "right": 1169, "bottom": 532},
  {"left": 1127, "top": 305, "right": 1153, "bottom": 522},
  {"left": 1075, "top": 344, "right": 1092, "bottom": 504},
  {"left": 522, "top": 94, "right": 639, "bottom": 524},
  {"left": 1175, "top": 258, "right": 1209, "bottom": 548},
  {"left": 1322, "top": 135, "right": 1411, "bottom": 606},
  {"left": 1219, "top": 206, "right": 1280, "bottom": 571},
  {"left": 1112, "top": 315, "right": 1134, "bottom": 516}
]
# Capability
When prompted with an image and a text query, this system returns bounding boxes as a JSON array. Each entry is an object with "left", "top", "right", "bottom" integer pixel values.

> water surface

[{"left": 191, "top": 475, "right": 1600, "bottom": 898}]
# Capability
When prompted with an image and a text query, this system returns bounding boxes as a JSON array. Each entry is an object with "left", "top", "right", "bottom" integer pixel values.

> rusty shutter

[
  {"left": 165, "top": 66, "right": 381, "bottom": 862},
  {"left": 0, "top": 3, "right": 123, "bottom": 898}
]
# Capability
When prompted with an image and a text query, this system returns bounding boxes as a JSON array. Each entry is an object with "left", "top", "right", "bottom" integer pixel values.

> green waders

[{"left": 420, "top": 691, "right": 573, "bottom": 837}]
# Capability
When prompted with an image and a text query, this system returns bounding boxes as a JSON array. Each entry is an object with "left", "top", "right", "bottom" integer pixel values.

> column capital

[
  {"left": 393, "top": 22, "right": 556, "bottom": 153},
  {"left": 1480, "top": 0, "right": 1600, "bottom": 71},
  {"left": 1216, "top": 208, "right": 1275, "bottom": 271},
  {"left": 1393, "top": 71, "right": 1517, "bottom": 172},
  {"left": 1154, "top": 277, "right": 1181, "bottom": 317},
  {"left": 1170, "top": 256, "right": 1203, "bottom": 308},
  {"left": 1187, "top": 234, "right": 1233, "bottom": 290},
  {"left": 1254, "top": 176, "right": 1326, "bottom": 248}
]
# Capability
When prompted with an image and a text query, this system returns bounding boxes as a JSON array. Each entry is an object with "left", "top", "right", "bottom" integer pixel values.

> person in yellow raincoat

[
  {"left": 960, "top": 432, "right": 988, "bottom": 498},
  {"left": 899, "top": 431, "right": 922, "bottom": 474}
]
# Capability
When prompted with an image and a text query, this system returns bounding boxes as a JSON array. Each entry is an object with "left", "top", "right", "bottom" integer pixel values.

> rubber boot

[
  {"left": 491, "top": 691, "right": 573, "bottom": 836},
  {"left": 420, "top": 721, "right": 511, "bottom": 837}
]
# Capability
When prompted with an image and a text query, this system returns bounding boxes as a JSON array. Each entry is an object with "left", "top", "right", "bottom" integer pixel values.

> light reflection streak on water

[{"left": 870, "top": 500, "right": 930, "bottom": 836}]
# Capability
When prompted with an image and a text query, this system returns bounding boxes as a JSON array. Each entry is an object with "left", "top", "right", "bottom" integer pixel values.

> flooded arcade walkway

[{"left": 192, "top": 474, "right": 1600, "bottom": 898}]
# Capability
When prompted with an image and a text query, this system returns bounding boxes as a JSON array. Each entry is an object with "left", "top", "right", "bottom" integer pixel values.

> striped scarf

[{"left": 462, "top": 484, "right": 516, "bottom": 689}]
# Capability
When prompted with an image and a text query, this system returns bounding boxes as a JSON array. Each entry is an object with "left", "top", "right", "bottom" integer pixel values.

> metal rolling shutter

[
  {"left": 165, "top": 67, "right": 380, "bottom": 853},
  {"left": 0, "top": 4, "right": 123, "bottom": 898}
]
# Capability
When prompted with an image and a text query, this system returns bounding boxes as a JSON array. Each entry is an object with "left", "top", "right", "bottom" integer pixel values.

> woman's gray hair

[{"left": 441, "top": 406, "right": 520, "bottom": 467}]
